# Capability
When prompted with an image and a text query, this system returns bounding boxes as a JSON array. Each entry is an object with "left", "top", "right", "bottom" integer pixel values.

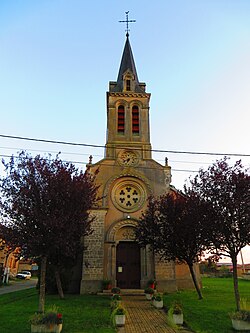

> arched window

[
  {"left": 132, "top": 106, "right": 139, "bottom": 134},
  {"left": 117, "top": 105, "right": 125, "bottom": 133},
  {"left": 126, "top": 79, "right": 131, "bottom": 91}
]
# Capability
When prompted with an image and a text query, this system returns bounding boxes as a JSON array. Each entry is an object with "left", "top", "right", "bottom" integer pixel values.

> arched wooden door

[{"left": 116, "top": 241, "right": 141, "bottom": 289}]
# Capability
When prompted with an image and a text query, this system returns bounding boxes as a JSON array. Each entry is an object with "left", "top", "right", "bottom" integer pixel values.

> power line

[
  {"left": 0, "top": 154, "right": 199, "bottom": 173},
  {"left": 0, "top": 146, "right": 211, "bottom": 163},
  {"left": 0, "top": 134, "right": 103, "bottom": 149},
  {"left": 0, "top": 133, "right": 250, "bottom": 157},
  {"left": 0, "top": 146, "right": 214, "bottom": 165},
  {"left": 0, "top": 146, "right": 103, "bottom": 158}
]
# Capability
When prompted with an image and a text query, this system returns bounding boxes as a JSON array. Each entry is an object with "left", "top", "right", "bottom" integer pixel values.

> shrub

[
  {"left": 155, "top": 294, "right": 162, "bottom": 302},
  {"left": 102, "top": 279, "right": 112, "bottom": 290},
  {"left": 111, "top": 287, "right": 121, "bottom": 294},
  {"left": 230, "top": 311, "right": 250, "bottom": 322},
  {"left": 112, "top": 305, "right": 127, "bottom": 316},
  {"left": 144, "top": 287, "right": 154, "bottom": 294},
  {"left": 111, "top": 294, "right": 121, "bottom": 301},
  {"left": 171, "top": 301, "right": 183, "bottom": 314},
  {"left": 30, "top": 305, "right": 63, "bottom": 327}
]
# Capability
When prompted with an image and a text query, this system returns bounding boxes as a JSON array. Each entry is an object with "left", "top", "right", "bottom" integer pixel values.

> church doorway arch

[
  {"left": 116, "top": 241, "right": 141, "bottom": 289},
  {"left": 105, "top": 220, "right": 153, "bottom": 289}
]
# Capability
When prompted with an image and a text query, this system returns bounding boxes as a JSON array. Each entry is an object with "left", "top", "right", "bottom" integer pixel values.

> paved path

[
  {"left": 0, "top": 278, "right": 37, "bottom": 295},
  {"left": 118, "top": 295, "right": 193, "bottom": 333}
]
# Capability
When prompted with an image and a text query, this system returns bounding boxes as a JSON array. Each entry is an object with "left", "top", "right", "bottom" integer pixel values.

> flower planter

[
  {"left": 115, "top": 314, "right": 126, "bottom": 327},
  {"left": 153, "top": 300, "right": 163, "bottom": 309},
  {"left": 31, "top": 324, "right": 63, "bottom": 333},
  {"left": 232, "top": 319, "right": 250, "bottom": 331},
  {"left": 31, "top": 325, "right": 43, "bottom": 333},
  {"left": 172, "top": 313, "right": 183, "bottom": 325}
]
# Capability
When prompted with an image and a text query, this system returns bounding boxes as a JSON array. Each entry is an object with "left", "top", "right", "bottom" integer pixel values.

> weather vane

[{"left": 119, "top": 11, "right": 136, "bottom": 37}]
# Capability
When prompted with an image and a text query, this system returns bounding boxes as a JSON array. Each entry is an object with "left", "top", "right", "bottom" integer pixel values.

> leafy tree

[
  {"left": 136, "top": 191, "right": 210, "bottom": 299},
  {"left": 0, "top": 152, "right": 98, "bottom": 311},
  {"left": 187, "top": 157, "right": 250, "bottom": 310},
  {"left": 199, "top": 254, "right": 220, "bottom": 275}
]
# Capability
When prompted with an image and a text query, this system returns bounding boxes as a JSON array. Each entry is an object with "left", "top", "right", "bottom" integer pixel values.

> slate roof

[{"left": 111, "top": 35, "right": 144, "bottom": 93}]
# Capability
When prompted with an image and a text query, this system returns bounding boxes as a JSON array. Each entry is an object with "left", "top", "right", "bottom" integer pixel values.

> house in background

[
  {"left": 0, "top": 241, "right": 19, "bottom": 278},
  {"left": 18, "top": 259, "right": 38, "bottom": 276},
  {"left": 217, "top": 262, "right": 250, "bottom": 276}
]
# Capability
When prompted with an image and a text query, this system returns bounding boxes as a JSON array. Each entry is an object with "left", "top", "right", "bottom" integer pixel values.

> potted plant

[
  {"left": 30, "top": 313, "right": 44, "bottom": 333},
  {"left": 169, "top": 301, "right": 183, "bottom": 325},
  {"left": 147, "top": 279, "right": 156, "bottom": 289},
  {"left": 111, "top": 287, "right": 121, "bottom": 294},
  {"left": 111, "top": 294, "right": 121, "bottom": 301},
  {"left": 230, "top": 298, "right": 250, "bottom": 331},
  {"left": 144, "top": 287, "right": 154, "bottom": 300},
  {"left": 111, "top": 305, "right": 127, "bottom": 327},
  {"left": 153, "top": 294, "right": 163, "bottom": 309},
  {"left": 30, "top": 305, "right": 63, "bottom": 333},
  {"left": 230, "top": 311, "right": 250, "bottom": 331},
  {"left": 111, "top": 294, "right": 122, "bottom": 308},
  {"left": 102, "top": 279, "right": 112, "bottom": 290}
]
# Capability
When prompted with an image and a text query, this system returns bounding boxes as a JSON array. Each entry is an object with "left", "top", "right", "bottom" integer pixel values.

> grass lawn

[
  {"left": 0, "top": 288, "right": 115, "bottom": 333},
  {"left": 164, "top": 277, "right": 250, "bottom": 333},
  {"left": 1, "top": 277, "right": 250, "bottom": 333}
]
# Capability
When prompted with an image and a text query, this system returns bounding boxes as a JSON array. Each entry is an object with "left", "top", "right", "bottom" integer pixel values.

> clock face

[{"left": 118, "top": 150, "right": 138, "bottom": 166}]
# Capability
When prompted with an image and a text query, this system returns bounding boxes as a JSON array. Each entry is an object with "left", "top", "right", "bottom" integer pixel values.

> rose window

[
  {"left": 118, "top": 186, "right": 139, "bottom": 207},
  {"left": 112, "top": 180, "right": 146, "bottom": 212}
]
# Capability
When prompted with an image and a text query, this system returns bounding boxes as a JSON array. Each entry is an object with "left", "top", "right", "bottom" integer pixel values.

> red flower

[{"left": 57, "top": 313, "right": 62, "bottom": 319}]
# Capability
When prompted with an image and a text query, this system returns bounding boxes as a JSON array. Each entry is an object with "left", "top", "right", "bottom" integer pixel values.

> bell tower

[
  {"left": 80, "top": 15, "right": 177, "bottom": 294},
  {"left": 105, "top": 34, "right": 152, "bottom": 160}
]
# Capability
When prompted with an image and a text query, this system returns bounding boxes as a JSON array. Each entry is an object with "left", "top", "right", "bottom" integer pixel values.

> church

[{"left": 80, "top": 29, "right": 198, "bottom": 294}]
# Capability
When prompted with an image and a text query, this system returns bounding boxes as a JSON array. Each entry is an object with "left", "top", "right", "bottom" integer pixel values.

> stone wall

[
  {"left": 155, "top": 254, "right": 177, "bottom": 292},
  {"left": 80, "top": 209, "right": 106, "bottom": 293},
  {"left": 175, "top": 262, "right": 201, "bottom": 290}
]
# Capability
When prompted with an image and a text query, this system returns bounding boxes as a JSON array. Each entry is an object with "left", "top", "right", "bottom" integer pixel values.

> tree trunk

[
  {"left": 231, "top": 254, "right": 240, "bottom": 311},
  {"left": 38, "top": 256, "right": 47, "bottom": 313},
  {"left": 55, "top": 268, "right": 64, "bottom": 299},
  {"left": 188, "top": 263, "right": 203, "bottom": 300}
]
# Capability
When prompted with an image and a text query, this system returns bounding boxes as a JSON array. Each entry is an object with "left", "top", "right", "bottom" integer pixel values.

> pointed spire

[
  {"left": 108, "top": 13, "right": 145, "bottom": 93},
  {"left": 108, "top": 35, "right": 145, "bottom": 93},
  {"left": 117, "top": 35, "right": 139, "bottom": 85}
]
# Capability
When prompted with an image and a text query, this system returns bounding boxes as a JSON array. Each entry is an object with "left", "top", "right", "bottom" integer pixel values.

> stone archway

[
  {"left": 106, "top": 219, "right": 138, "bottom": 242},
  {"left": 105, "top": 220, "right": 154, "bottom": 289}
]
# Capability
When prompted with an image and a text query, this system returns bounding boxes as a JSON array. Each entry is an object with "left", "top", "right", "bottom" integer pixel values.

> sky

[{"left": 0, "top": 0, "right": 250, "bottom": 263}]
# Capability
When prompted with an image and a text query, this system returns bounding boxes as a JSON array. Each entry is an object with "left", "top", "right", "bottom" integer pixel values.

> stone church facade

[{"left": 80, "top": 35, "right": 196, "bottom": 294}]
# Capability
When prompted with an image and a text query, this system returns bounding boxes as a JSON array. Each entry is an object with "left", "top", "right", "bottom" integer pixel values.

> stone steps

[
  {"left": 121, "top": 289, "right": 145, "bottom": 296},
  {"left": 98, "top": 289, "right": 145, "bottom": 296}
]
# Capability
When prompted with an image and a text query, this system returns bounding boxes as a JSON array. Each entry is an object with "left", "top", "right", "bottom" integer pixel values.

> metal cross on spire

[{"left": 119, "top": 11, "right": 136, "bottom": 37}]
